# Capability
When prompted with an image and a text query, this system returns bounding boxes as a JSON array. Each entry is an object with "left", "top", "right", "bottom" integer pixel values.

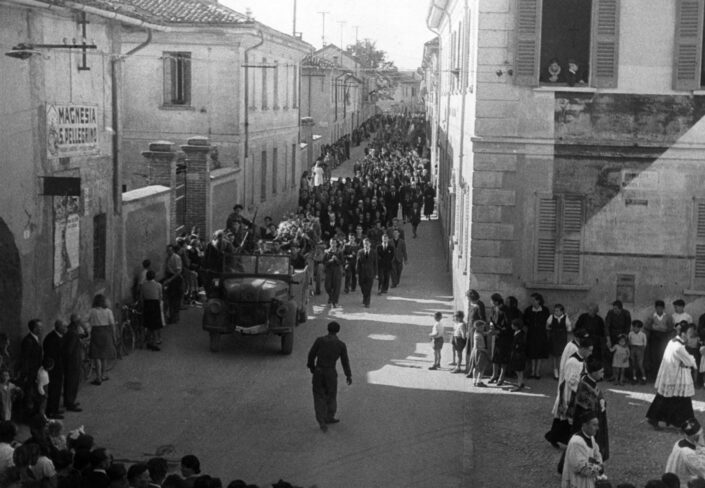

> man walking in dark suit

[
  {"left": 377, "top": 234, "right": 395, "bottom": 294},
  {"left": 19, "top": 319, "right": 43, "bottom": 417},
  {"left": 356, "top": 237, "right": 377, "bottom": 308},
  {"left": 43, "top": 320, "right": 67, "bottom": 419},
  {"left": 391, "top": 229, "right": 408, "bottom": 288},
  {"left": 307, "top": 321, "right": 352, "bottom": 432},
  {"left": 62, "top": 314, "right": 84, "bottom": 412}
]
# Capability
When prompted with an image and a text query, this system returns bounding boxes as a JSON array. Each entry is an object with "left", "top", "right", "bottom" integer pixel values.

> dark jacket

[
  {"left": 356, "top": 248, "right": 378, "bottom": 279},
  {"left": 43, "top": 330, "right": 64, "bottom": 373},
  {"left": 19, "top": 333, "right": 42, "bottom": 385},
  {"left": 376, "top": 243, "right": 395, "bottom": 269}
]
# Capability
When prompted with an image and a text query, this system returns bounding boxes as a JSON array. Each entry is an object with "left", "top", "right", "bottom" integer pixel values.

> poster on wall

[
  {"left": 46, "top": 103, "right": 99, "bottom": 159},
  {"left": 54, "top": 196, "right": 81, "bottom": 286}
]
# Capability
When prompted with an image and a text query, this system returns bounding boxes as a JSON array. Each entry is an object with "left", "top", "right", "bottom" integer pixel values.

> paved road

[{"left": 70, "top": 148, "right": 470, "bottom": 488}]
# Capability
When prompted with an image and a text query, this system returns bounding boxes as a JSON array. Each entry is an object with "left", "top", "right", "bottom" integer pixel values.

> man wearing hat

[
  {"left": 561, "top": 411, "right": 605, "bottom": 488},
  {"left": 307, "top": 321, "right": 352, "bottom": 432},
  {"left": 665, "top": 418, "right": 705, "bottom": 485}
]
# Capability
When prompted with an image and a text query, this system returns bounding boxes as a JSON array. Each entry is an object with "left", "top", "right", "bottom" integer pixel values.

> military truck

[{"left": 202, "top": 253, "right": 309, "bottom": 354}]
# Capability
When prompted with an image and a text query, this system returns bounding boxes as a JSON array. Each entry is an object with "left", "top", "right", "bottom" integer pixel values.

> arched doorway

[{"left": 0, "top": 219, "right": 22, "bottom": 338}]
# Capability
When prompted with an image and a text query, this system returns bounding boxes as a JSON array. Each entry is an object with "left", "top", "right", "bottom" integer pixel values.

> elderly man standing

[
  {"left": 163, "top": 244, "right": 183, "bottom": 325},
  {"left": 62, "top": 315, "right": 83, "bottom": 412},
  {"left": 307, "top": 321, "right": 352, "bottom": 432},
  {"left": 43, "top": 320, "right": 67, "bottom": 419}
]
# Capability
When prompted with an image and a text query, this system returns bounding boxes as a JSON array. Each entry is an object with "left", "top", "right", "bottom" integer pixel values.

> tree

[{"left": 346, "top": 39, "right": 398, "bottom": 100}]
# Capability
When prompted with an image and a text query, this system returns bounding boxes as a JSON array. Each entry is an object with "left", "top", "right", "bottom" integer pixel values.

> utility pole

[
  {"left": 292, "top": 0, "right": 297, "bottom": 37},
  {"left": 318, "top": 11, "right": 329, "bottom": 46},
  {"left": 337, "top": 20, "right": 346, "bottom": 49},
  {"left": 353, "top": 25, "right": 360, "bottom": 44}
]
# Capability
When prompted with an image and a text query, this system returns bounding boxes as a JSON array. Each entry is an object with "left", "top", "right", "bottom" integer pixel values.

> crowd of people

[
  {"left": 0, "top": 418, "right": 303, "bottom": 488},
  {"left": 425, "top": 287, "right": 705, "bottom": 487}
]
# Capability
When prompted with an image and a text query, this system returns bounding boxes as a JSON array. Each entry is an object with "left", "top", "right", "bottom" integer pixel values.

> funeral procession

[{"left": 6, "top": 0, "right": 705, "bottom": 487}]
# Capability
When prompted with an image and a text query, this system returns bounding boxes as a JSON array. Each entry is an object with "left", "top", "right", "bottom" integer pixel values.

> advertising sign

[
  {"left": 46, "top": 103, "right": 99, "bottom": 158},
  {"left": 54, "top": 195, "right": 81, "bottom": 286}
]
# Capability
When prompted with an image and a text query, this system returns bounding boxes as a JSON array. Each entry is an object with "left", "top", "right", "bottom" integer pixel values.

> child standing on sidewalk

[
  {"left": 467, "top": 320, "right": 491, "bottom": 387},
  {"left": 609, "top": 334, "right": 630, "bottom": 385},
  {"left": 429, "top": 312, "right": 445, "bottom": 370},
  {"left": 36, "top": 358, "right": 53, "bottom": 420},
  {"left": 628, "top": 320, "right": 647, "bottom": 384},
  {"left": 450, "top": 311, "right": 468, "bottom": 373}
]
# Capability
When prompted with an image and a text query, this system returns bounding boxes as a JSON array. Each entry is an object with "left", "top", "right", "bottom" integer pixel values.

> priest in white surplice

[
  {"left": 561, "top": 411, "right": 606, "bottom": 488},
  {"left": 646, "top": 323, "right": 697, "bottom": 430},
  {"left": 665, "top": 417, "right": 705, "bottom": 487}
]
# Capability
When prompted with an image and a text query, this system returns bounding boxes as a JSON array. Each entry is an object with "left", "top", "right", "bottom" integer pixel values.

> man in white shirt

[
  {"left": 673, "top": 299, "right": 693, "bottom": 326},
  {"left": 312, "top": 161, "right": 324, "bottom": 187},
  {"left": 429, "top": 312, "right": 445, "bottom": 370}
]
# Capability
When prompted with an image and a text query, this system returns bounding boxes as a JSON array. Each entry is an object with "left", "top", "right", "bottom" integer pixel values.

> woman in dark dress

[
  {"left": 524, "top": 293, "right": 550, "bottom": 379},
  {"left": 422, "top": 182, "right": 435, "bottom": 220},
  {"left": 139, "top": 270, "right": 164, "bottom": 351},
  {"left": 547, "top": 303, "right": 572, "bottom": 380},
  {"left": 509, "top": 318, "right": 527, "bottom": 391},
  {"left": 489, "top": 294, "right": 512, "bottom": 386}
]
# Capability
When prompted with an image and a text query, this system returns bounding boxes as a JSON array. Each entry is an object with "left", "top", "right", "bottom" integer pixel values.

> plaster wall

[{"left": 0, "top": 4, "right": 122, "bottom": 338}]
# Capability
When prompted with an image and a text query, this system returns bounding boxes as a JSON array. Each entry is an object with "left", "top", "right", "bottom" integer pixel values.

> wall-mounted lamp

[{"left": 5, "top": 42, "right": 97, "bottom": 60}]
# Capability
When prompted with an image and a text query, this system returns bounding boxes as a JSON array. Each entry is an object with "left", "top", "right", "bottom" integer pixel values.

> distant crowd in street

[{"left": 426, "top": 288, "right": 705, "bottom": 487}]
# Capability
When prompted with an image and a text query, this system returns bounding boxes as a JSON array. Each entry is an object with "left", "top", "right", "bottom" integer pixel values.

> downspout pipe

[
  {"left": 112, "top": 28, "right": 153, "bottom": 214},
  {"left": 243, "top": 29, "right": 265, "bottom": 206}
]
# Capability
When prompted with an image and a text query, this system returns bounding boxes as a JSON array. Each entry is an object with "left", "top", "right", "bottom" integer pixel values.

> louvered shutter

[
  {"left": 590, "top": 0, "right": 620, "bottom": 88},
  {"left": 514, "top": 0, "right": 542, "bottom": 86},
  {"left": 674, "top": 0, "right": 704, "bottom": 90},
  {"left": 559, "top": 198, "right": 584, "bottom": 284},
  {"left": 535, "top": 195, "right": 557, "bottom": 282},
  {"left": 163, "top": 53, "right": 174, "bottom": 104},
  {"left": 693, "top": 200, "right": 705, "bottom": 288}
]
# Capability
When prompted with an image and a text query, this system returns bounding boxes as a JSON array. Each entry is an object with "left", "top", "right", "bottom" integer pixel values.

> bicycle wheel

[
  {"left": 122, "top": 322, "right": 135, "bottom": 355},
  {"left": 81, "top": 357, "right": 94, "bottom": 384}
]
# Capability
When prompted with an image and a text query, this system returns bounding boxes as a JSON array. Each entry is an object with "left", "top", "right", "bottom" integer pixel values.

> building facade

[
  {"left": 119, "top": 2, "right": 312, "bottom": 232},
  {"left": 0, "top": 0, "right": 149, "bottom": 337},
  {"left": 428, "top": 0, "right": 705, "bottom": 320}
]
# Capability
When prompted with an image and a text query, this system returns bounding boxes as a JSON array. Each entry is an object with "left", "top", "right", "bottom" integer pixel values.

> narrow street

[{"left": 71, "top": 149, "right": 470, "bottom": 488}]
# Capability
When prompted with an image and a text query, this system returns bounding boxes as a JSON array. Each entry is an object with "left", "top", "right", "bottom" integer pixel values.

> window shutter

[
  {"left": 693, "top": 200, "right": 705, "bottom": 288},
  {"left": 514, "top": 0, "right": 542, "bottom": 86},
  {"left": 674, "top": 0, "right": 704, "bottom": 90},
  {"left": 163, "top": 54, "right": 174, "bottom": 104},
  {"left": 535, "top": 195, "right": 557, "bottom": 282},
  {"left": 559, "top": 198, "right": 584, "bottom": 284},
  {"left": 591, "top": 0, "right": 620, "bottom": 88}
]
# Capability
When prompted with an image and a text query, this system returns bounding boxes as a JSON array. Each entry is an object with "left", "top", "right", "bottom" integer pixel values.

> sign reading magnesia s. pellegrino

[{"left": 46, "top": 103, "right": 99, "bottom": 158}]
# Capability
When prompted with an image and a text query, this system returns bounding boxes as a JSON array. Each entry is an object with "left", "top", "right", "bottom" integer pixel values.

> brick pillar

[
  {"left": 181, "top": 136, "right": 211, "bottom": 238},
  {"left": 142, "top": 141, "right": 177, "bottom": 237}
]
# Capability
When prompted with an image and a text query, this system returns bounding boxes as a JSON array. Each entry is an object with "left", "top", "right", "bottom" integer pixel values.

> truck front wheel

[
  {"left": 281, "top": 331, "right": 294, "bottom": 355},
  {"left": 209, "top": 332, "right": 222, "bottom": 353}
]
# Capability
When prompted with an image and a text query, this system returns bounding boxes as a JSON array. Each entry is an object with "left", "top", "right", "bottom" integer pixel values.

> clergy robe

[
  {"left": 665, "top": 438, "right": 705, "bottom": 488},
  {"left": 561, "top": 432, "right": 603, "bottom": 488}
]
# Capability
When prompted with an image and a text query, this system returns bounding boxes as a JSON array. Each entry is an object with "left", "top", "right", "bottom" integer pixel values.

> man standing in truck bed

[{"left": 307, "top": 321, "right": 352, "bottom": 432}]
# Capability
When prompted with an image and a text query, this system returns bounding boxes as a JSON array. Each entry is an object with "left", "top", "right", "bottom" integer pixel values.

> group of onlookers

[{"left": 0, "top": 420, "right": 302, "bottom": 487}]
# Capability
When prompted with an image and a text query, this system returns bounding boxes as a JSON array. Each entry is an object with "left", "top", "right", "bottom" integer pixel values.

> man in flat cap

[{"left": 665, "top": 417, "right": 705, "bottom": 484}]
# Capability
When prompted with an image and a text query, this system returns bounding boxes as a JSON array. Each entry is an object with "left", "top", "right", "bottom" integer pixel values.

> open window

[
  {"left": 163, "top": 52, "right": 191, "bottom": 106},
  {"left": 515, "top": 0, "right": 619, "bottom": 88},
  {"left": 673, "top": 0, "right": 705, "bottom": 89}
]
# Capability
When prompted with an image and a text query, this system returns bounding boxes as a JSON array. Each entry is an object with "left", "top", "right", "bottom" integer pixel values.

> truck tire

[
  {"left": 281, "top": 331, "right": 294, "bottom": 355},
  {"left": 209, "top": 332, "right": 222, "bottom": 353}
]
